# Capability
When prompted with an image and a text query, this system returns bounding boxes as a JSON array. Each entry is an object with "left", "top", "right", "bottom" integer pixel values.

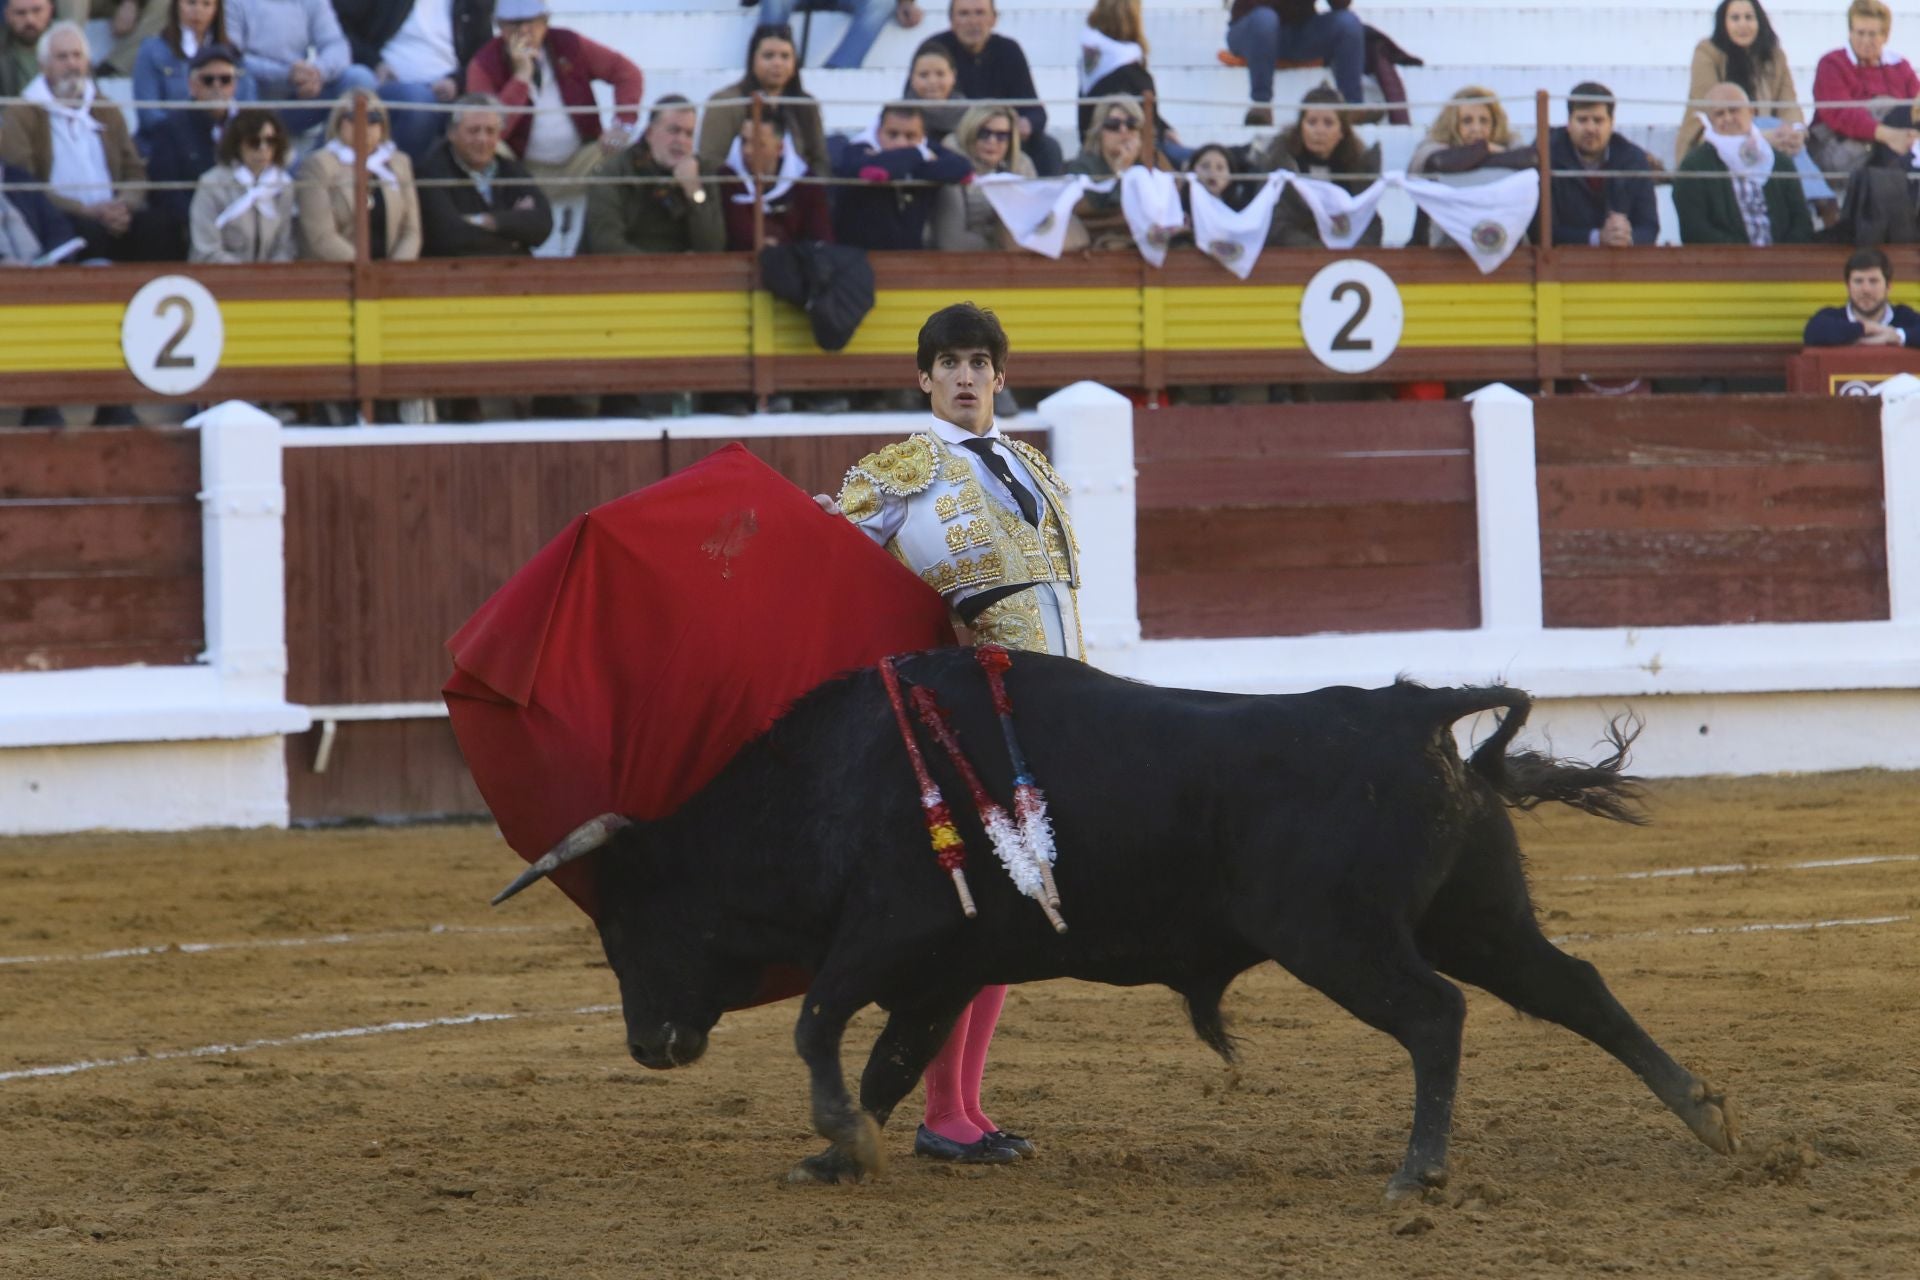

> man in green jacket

[
  {"left": 582, "top": 95, "right": 724, "bottom": 255},
  {"left": 1676, "top": 82, "right": 1815, "bottom": 246}
]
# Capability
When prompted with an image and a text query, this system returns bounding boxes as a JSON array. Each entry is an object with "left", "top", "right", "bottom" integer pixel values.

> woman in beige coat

[
  {"left": 189, "top": 108, "right": 294, "bottom": 263},
  {"left": 932, "top": 104, "right": 1036, "bottom": 251},
  {"left": 1674, "top": 0, "right": 1807, "bottom": 161},
  {"left": 296, "top": 92, "right": 422, "bottom": 261}
]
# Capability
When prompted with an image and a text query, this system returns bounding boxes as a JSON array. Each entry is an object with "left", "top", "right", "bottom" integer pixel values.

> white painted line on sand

[
  {"left": 1544, "top": 853, "right": 1920, "bottom": 883},
  {"left": 0, "top": 922, "right": 577, "bottom": 969},
  {"left": 1551, "top": 914, "right": 1912, "bottom": 946},
  {"left": 0, "top": 1003, "right": 621, "bottom": 1084}
]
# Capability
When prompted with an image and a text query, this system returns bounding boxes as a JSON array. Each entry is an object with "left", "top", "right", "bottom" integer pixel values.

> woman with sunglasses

[
  {"left": 1076, "top": 0, "right": 1186, "bottom": 164},
  {"left": 132, "top": 0, "right": 254, "bottom": 132},
  {"left": 1065, "top": 95, "right": 1169, "bottom": 249},
  {"left": 697, "top": 23, "right": 830, "bottom": 178},
  {"left": 932, "top": 103, "right": 1032, "bottom": 250},
  {"left": 297, "top": 92, "right": 422, "bottom": 261},
  {"left": 188, "top": 106, "right": 293, "bottom": 262}
]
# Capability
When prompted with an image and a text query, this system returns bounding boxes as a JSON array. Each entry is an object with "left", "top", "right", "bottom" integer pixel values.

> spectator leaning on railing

[
  {"left": 2, "top": 0, "right": 55, "bottom": 99},
  {"left": 718, "top": 106, "right": 831, "bottom": 251},
  {"left": 336, "top": 0, "right": 497, "bottom": 163},
  {"left": 133, "top": 0, "right": 257, "bottom": 136},
  {"left": 225, "top": 0, "right": 378, "bottom": 133},
  {"left": 698, "top": 24, "right": 829, "bottom": 179},
  {"left": 0, "top": 22, "right": 171, "bottom": 260},
  {"left": 418, "top": 92, "right": 553, "bottom": 257},
  {"left": 296, "top": 91, "right": 421, "bottom": 261},
  {"left": 467, "top": 0, "right": 642, "bottom": 200},
  {"left": 1810, "top": 0, "right": 1920, "bottom": 179},
  {"left": 926, "top": 0, "right": 1063, "bottom": 177},
  {"left": 188, "top": 105, "right": 292, "bottom": 262},
  {"left": 1548, "top": 80, "right": 1657, "bottom": 247},
  {"left": 1407, "top": 86, "right": 1533, "bottom": 251},
  {"left": 583, "top": 94, "right": 722, "bottom": 255},
  {"left": 833, "top": 101, "right": 971, "bottom": 250},
  {"left": 1676, "top": 82, "right": 1813, "bottom": 245},
  {"left": 1226, "top": 0, "right": 1364, "bottom": 128},
  {"left": 144, "top": 41, "right": 244, "bottom": 255},
  {"left": 1805, "top": 246, "right": 1920, "bottom": 343},
  {"left": 932, "top": 102, "right": 1032, "bottom": 250},
  {"left": 751, "top": 0, "right": 922, "bottom": 73},
  {"left": 1259, "top": 83, "right": 1383, "bottom": 247},
  {"left": 1066, "top": 94, "right": 1164, "bottom": 249}
]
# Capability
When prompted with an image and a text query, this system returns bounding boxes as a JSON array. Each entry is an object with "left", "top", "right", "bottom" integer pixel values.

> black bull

[{"left": 494, "top": 650, "right": 1739, "bottom": 1199}]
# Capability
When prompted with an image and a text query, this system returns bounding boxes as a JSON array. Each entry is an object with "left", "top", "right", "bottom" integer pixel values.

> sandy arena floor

[{"left": 3, "top": 770, "right": 1918, "bottom": 1279}]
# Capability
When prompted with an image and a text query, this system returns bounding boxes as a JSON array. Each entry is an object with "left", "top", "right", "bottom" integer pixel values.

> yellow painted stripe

[
  {"left": 1559, "top": 282, "right": 1834, "bottom": 345},
  {"left": 365, "top": 291, "right": 753, "bottom": 363},
  {"left": 0, "top": 299, "right": 353, "bottom": 372}
]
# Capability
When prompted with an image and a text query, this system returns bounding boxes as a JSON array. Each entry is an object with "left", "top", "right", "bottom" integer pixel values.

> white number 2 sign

[{"left": 122, "top": 275, "right": 224, "bottom": 395}]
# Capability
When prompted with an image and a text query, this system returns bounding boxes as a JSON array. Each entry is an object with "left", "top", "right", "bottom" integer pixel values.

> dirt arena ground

[{"left": 3, "top": 770, "right": 1918, "bottom": 1280}]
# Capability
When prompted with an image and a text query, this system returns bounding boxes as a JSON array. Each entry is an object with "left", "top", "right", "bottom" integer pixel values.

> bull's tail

[{"left": 1450, "top": 687, "right": 1646, "bottom": 825}]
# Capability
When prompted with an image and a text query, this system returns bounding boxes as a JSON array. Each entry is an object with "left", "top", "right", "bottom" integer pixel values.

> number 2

[
  {"left": 1330, "top": 281, "right": 1372, "bottom": 352},
  {"left": 154, "top": 295, "right": 196, "bottom": 369}
]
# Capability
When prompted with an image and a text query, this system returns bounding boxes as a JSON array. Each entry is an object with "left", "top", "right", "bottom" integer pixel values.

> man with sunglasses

[{"left": 144, "top": 42, "right": 244, "bottom": 256}]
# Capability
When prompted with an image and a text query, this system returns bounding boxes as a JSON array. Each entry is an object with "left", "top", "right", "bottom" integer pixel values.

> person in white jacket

[{"left": 188, "top": 106, "right": 294, "bottom": 262}]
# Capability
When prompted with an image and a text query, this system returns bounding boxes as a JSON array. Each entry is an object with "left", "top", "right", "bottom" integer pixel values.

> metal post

[
  {"left": 1534, "top": 90, "right": 1552, "bottom": 251},
  {"left": 351, "top": 93, "right": 374, "bottom": 423},
  {"left": 1141, "top": 89, "right": 1158, "bottom": 165},
  {"left": 749, "top": 91, "right": 771, "bottom": 410}
]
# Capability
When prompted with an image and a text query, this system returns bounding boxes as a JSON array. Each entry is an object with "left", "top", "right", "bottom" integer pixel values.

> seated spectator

[
  {"left": 1186, "top": 142, "right": 1247, "bottom": 206},
  {"left": 0, "top": 22, "right": 171, "bottom": 259},
  {"left": 188, "top": 105, "right": 291, "bottom": 261},
  {"left": 932, "top": 103, "right": 1031, "bottom": 249},
  {"left": 903, "top": 40, "right": 967, "bottom": 146},
  {"left": 584, "top": 94, "right": 722, "bottom": 254},
  {"left": 698, "top": 24, "right": 830, "bottom": 178},
  {"left": 1066, "top": 95, "right": 1166, "bottom": 248},
  {"left": 335, "top": 0, "right": 495, "bottom": 163},
  {"left": 418, "top": 92, "right": 553, "bottom": 256},
  {"left": 1805, "top": 246, "right": 1920, "bottom": 343},
  {"left": 1, "top": 157, "right": 83, "bottom": 264},
  {"left": 134, "top": 0, "right": 256, "bottom": 135},
  {"left": 1259, "top": 83, "right": 1383, "bottom": 247},
  {"left": 226, "top": 0, "right": 377, "bottom": 133},
  {"left": 1078, "top": 0, "right": 1186, "bottom": 163},
  {"left": 1226, "top": 0, "right": 1364, "bottom": 127},
  {"left": 296, "top": 91, "right": 421, "bottom": 260},
  {"left": 1408, "top": 85, "right": 1533, "bottom": 249},
  {"left": 2, "top": 0, "right": 55, "bottom": 99},
  {"left": 1548, "top": 80, "right": 1657, "bottom": 246},
  {"left": 754, "top": 0, "right": 922, "bottom": 72},
  {"left": 1810, "top": 0, "right": 1920, "bottom": 178},
  {"left": 719, "top": 108, "right": 831, "bottom": 250},
  {"left": 1676, "top": 83, "right": 1814, "bottom": 244},
  {"left": 144, "top": 41, "right": 243, "bottom": 255},
  {"left": 927, "top": 0, "right": 1063, "bottom": 176},
  {"left": 467, "top": 0, "right": 642, "bottom": 200},
  {"left": 1678, "top": 2, "right": 1806, "bottom": 161},
  {"left": 833, "top": 102, "right": 970, "bottom": 249}
]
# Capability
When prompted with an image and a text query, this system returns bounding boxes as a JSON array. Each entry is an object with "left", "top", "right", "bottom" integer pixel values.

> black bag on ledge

[{"left": 758, "top": 241, "right": 876, "bottom": 353}]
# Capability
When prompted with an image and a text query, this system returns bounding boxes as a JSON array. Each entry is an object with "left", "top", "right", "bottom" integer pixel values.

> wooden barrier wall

[{"left": 0, "top": 428, "right": 203, "bottom": 672}]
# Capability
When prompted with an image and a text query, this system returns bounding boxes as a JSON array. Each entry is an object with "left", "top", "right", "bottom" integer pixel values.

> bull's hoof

[
  {"left": 785, "top": 1147, "right": 867, "bottom": 1185},
  {"left": 1383, "top": 1163, "right": 1449, "bottom": 1205},
  {"left": 1681, "top": 1078, "right": 1740, "bottom": 1156},
  {"left": 829, "top": 1110, "right": 885, "bottom": 1179}
]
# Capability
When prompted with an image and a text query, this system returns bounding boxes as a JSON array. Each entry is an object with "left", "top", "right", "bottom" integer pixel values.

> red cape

[{"left": 444, "top": 443, "right": 954, "bottom": 1004}]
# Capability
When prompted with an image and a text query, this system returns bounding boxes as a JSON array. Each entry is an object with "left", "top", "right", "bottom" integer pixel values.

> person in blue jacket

[
  {"left": 1805, "top": 247, "right": 1920, "bottom": 347},
  {"left": 832, "top": 102, "right": 972, "bottom": 250}
]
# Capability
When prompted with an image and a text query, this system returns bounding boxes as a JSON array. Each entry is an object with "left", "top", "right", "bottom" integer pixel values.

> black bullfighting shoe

[
  {"left": 983, "top": 1130, "right": 1036, "bottom": 1158},
  {"left": 913, "top": 1125, "right": 1019, "bottom": 1164}
]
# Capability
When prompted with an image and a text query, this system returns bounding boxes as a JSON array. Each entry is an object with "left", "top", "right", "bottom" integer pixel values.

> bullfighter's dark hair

[
  {"left": 916, "top": 303, "right": 1009, "bottom": 374},
  {"left": 1845, "top": 247, "right": 1893, "bottom": 281},
  {"left": 1568, "top": 80, "right": 1616, "bottom": 119}
]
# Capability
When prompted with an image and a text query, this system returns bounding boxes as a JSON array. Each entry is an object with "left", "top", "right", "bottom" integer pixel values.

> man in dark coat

[
  {"left": 1548, "top": 80, "right": 1658, "bottom": 247},
  {"left": 144, "top": 43, "right": 244, "bottom": 257},
  {"left": 925, "top": 0, "right": 1061, "bottom": 176},
  {"left": 1804, "top": 246, "right": 1920, "bottom": 346},
  {"left": 334, "top": 0, "right": 496, "bottom": 160},
  {"left": 582, "top": 94, "right": 722, "bottom": 254},
  {"left": 418, "top": 92, "right": 553, "bottom": 256},
  {"left": 832, "top": 104, "right": 972, "bottom": 251},
  {"left": 1675, "top": 83, "right": 1814, "bottom": 246}
]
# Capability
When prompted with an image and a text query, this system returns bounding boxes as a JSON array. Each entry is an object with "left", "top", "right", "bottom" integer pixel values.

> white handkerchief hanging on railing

[
  {"left": 1697, "top": 115, "right": 1777, "bottom": 183},
  {"left": 1395, "top": 169, "right": 1539, "bottom": 274},
  {"left": 1188, "top": 173, "right": 1287, "bottom": 280},
  {"left": 1285, "top": 174, "right": 1388, "bottom": 250},
  {"left": 1119, "top": 167, "right": 1186, "bottom": 268},
  {"left": 977, "top": 173, "right": 1113, "bottom": 259}
]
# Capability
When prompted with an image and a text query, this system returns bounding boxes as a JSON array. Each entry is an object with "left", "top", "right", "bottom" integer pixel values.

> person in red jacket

[
  {"left": 465, "top": 0, "right": 642, "bottom": 201},
  {"left": 719, "top": 109, "right": 833, "bottom": 250},
  {"left": 1809, "top": 0, "right": 1920, "bottom": 177}
]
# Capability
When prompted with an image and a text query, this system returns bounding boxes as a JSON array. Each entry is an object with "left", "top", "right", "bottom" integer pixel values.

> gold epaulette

[
  {"left": 1004, "top": 438, "right": 1069, "bottom": 496},
  {"left": 844, "top": 434, "right": 939, "bottom": 502}
]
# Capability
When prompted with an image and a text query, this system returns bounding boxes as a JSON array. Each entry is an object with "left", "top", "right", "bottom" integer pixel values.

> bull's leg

[
  {"left": 1422, "top": 920, "right": 1739, "bottom": 1158},
  {"left": 788, "top": 989, "right": 978, "bottom": 1185},
  {"left": 1259, "top": 917, "right": 1467, "bottom": 1203},
  {"left": 786, "top": 983, "right": 884, "bottom": 1185}
]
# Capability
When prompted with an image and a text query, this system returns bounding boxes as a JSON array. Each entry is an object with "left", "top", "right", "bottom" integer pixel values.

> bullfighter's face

[{"left": 919, "top": 346, "right": 1003, "bottom": 434}]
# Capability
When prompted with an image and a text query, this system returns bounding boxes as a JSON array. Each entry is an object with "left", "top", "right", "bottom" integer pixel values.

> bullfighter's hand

[{"left": 812, "top": 494, "right": 842, "bottom": 515}]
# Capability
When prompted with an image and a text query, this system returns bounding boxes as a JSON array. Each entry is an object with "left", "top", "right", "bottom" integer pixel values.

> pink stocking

[
  {"left": 920, "top": 1001, "right": 980, "bottom": 1143},
  {"left": 959, "top": 984, "right": 1008, "bottom": 1134}
]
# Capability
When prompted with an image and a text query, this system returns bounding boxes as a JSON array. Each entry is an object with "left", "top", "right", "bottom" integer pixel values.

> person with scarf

[
  {"left": 1226, "top": 0, "right": 1364, "bottom": 127},
  {"left": 718, "top": 107, "right": 832, "bottom": 250},
  {"left": 903, "top": 40, "right": 969, "bottom": 147},
  {"left": 698, "top": 24, "right": 830, "bottom": 179},
  {"left": 927, "top": 0, "right": 1063, "bottom": 176},
  {"left": 419, "top": 93, "right": 554, "bottom": 257},
  {"left": 1678, "top": 1, "right": 1833, "bottom": 217},
  {"left": 133, "top": 0, "right": 255, "bottom": 136},
  {"left": 1065, "top": 94, "right": 1168, "bottom": 248},
  {"left": 1077, "top": 0, "right": 1185, "bottom": 163},
  {"left": 833, "top": 102, "right": 972, "bottom": 250},
  {"left": 1257, "top": 83, "right": 1382, "bottom": 247},
  {"left": 335, "top": 0, "right": 496, "bottom": 162},
  {"left": 295, "top": 91, "right": 422, "bottom": 261},
  {"left": 0, "top": 22, "right": 169, "bottom": 260},
  {"left": 1407, "top": 86, "right": 1533, "bottom": 250},
  {"left": 1676, "top": 82, "right": 1814, "bottom": 245},
  {"left": 1810, "top": 0, "right": 1920, "bottom": 180},
  {"left": 187, "top": 106, "right": 292, "bottom": 262},
  {"left": 933, "top": 103, "right": 1033, "bottom": 250},
  {"left": 144, "top": 42, "right": 243, "bottom": 256},
  {"left": 1547, "top": 80, "right": 1657, "bottom": 247}
]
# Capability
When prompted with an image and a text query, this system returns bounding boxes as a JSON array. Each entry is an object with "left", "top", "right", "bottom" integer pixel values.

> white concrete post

[
  {"left": 189, "top": 400, "right": 288, "bottom": 691},
  {"left": 1038, "top": 381, "right": 1141, "bottom": 657},
  {"left": 1874, "top": 373, "right": 1920, "bottom": 623},
  {"left": 1465, "top": 383, "right": 1544, "bottom": 633}
]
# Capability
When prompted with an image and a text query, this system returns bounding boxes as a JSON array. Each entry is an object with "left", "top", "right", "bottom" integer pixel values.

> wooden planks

[
  {"left": 286, "top": 719, "right": 488, "bottom": 823},
  {"left": 1135, "top": 403, "right": 1479, "bottom": 638},
  {"left": 1535, "top": 395, "right": 1887, "bottom": 627}
]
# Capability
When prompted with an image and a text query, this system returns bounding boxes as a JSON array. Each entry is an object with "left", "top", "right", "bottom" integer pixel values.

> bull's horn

[{"left": 490, "top": 813, "right": 632, "bottom": 906}]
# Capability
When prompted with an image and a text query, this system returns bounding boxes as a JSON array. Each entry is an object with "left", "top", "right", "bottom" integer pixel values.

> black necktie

[{"left": 960, "top": 438, "right": 1039, "bottom": 526}]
